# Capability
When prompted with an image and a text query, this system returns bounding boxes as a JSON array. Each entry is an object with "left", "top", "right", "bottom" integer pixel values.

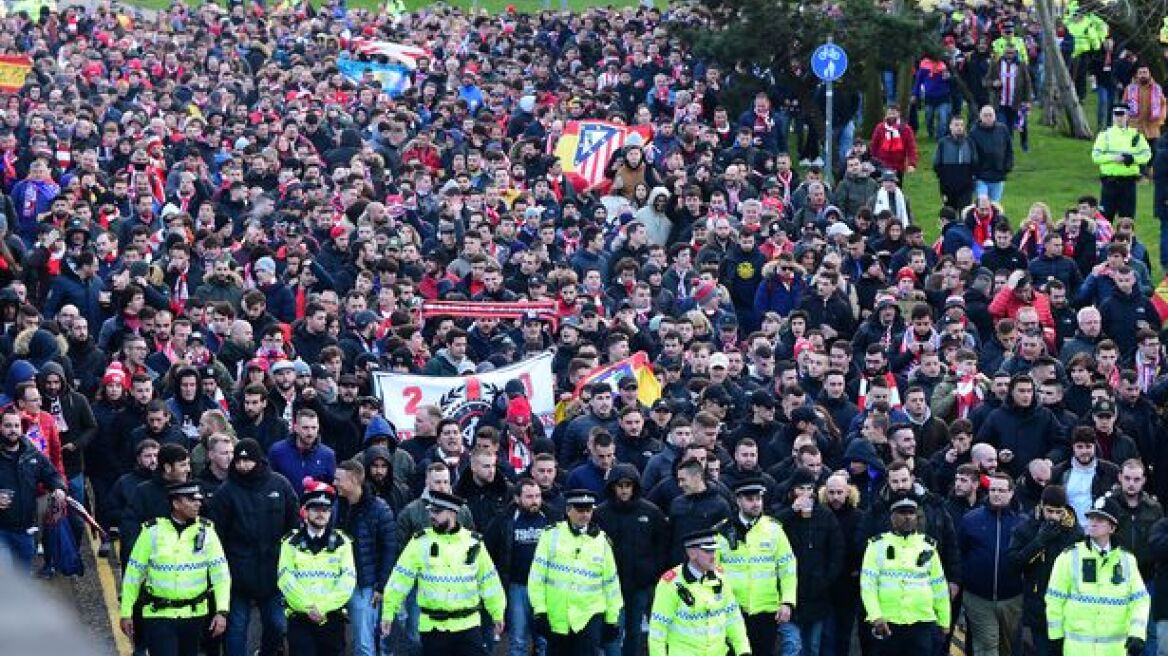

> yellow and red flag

[
  {"left": 574, "top": 351, "right": 662, "bottom": 407},
  {"left": 0, "top": 55, "right": 31, "bottom": 94},
  {"left": 554, "top": 120, "right": 652, "bottom": 192}
]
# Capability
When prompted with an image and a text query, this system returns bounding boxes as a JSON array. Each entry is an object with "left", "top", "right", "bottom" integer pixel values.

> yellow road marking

[{"left": 88, "top": 532, "right": 132, "bottom": 656}]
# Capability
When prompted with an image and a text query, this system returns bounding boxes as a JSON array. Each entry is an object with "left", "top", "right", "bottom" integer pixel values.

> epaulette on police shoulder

[
  {"left": 923, "top": 535, "right": 938, "bottom": 547},
  {"left": 660, "top": 568, "right": 677, "bottom": 582},
  {"left": 142, "top": 518, "right": 159, "bottom": 528},
  {"left": 413, "top": 528, "right": 427, "bottom": 540},
  {"left": 470, "top": 531, "right": 483, "bottom": 542},
  {"left": 282, "top": 528, "right": 300, "bottom": 542},
  {"left": 197, "top": 517, "right": 214, "bottom": 527}
]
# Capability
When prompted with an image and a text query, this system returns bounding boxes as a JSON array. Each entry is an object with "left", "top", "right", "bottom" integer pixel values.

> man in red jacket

[{"left": 869, "top": 106, "right": 920, "bottom": 181}]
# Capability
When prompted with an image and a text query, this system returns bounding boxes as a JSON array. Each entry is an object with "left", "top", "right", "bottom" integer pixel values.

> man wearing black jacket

[
  {"left": 594, "top": 464, "right": 668, "bottom": 656},
  {"left": 0, "top": 405, "right": 67, "bottom": 572},
  {"left": 38, "top": 361, "right": 96, "bottom": 503},
  {"left": 206, "top": 438, "right": 299, "bottom": 656},
  {"left": 484, "top": 478, "right": 561, "bottom": 656},
  {"left": 119, "top": 443, "right": 191, "bottom": 569}
]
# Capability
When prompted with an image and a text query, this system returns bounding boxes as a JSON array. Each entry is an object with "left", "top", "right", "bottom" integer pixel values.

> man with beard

[
  {"left": 120, "top": 443, "right": 191, "bottom": 568},
  {"left": 217, "top": 320, "right": 254, "bottom": 380},
  {"left": 720, "top": 229, "right": 766, "bottom": 332},
  {"left": 207, "top": 438, "right": 298, "bottom": 656},
  {"left": 860, "top": 497, "right": 951, "bottom": 654},
  {"left": 363, "top": 435, "right": 411, "bottom": 515},
  {"left": 266, "top": 360, "right": 300, "bottom": 426},
  {"left": 335, "top": 459, "right": 398, "bottom": 656},
  {"left": 945, "top": 464, "right": 981, "bottom": 526},
  {"left": 233, "top": 384, "right": 289, "bottom": 452},
  {"left": 165, "top": 367, "right": 218, "bottom": 445},
  {"left": 1055, "top": 427, "right": 1122, "bottom": 526},
  {"left": 1007, "top": 485, "right": 1081, "bottom": 656},
  {"left": 64, "top": 316, "right": 107, "bottom": 397},
  {"left": 129, "top": 400, "right": 187, "bottom": 456},
  {"left": 902, "top": 386, "right": 948, "bottom": 461},
  {"left": 888, "top": 423, "right": 934, "bottom": 492},
  {"left": 0, "top": 405, "right": 66, "bottom": 571},
  {"left": 380, "top": 489, "right": 505, "bottom": 656},
  {"left": 559, "top": 383, "right": 619, "bottom": 470},
  {"left": 38, "top": 362, "right": 96, "bottom": 504},
  {"left": 856, "top": 460, "right": 962, "bottom": 593},
  {"left": 847, "top": 346, "right": 907, "bottom": 410},
  {"left": 484, "top": 478, "right": 560, "bottom": 656},
  {"left": 594, "top": 464, "right": 667, "bottom": 656}
]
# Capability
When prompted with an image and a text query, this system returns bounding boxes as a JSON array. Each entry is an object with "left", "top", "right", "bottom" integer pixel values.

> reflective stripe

[{"left": 1064, "top": 631, "right": 1126, "bottom": 644}]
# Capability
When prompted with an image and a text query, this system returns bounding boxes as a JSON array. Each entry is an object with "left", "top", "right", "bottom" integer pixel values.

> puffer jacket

[
  {"left": 336, "top": 483, "right": 398, "bottom": 590},
  {"left": 594, "top": 463, "right": 669, "bottom": 592},
  {"left": 976, "top": 391, "right": 1062, "bottom": 478},
  {"left": 206, "top": 454, "right": 300, "bottom": 599}
]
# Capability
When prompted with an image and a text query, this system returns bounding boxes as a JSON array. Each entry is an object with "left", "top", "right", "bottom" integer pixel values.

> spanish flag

[
  {"left": 0, "top": 55, "right": 31, "bottom": 94},
  {"left": 1152, "top": 274, "right": 1168, "bottom": 322},
  {"left": 574, "top": 351, "right": 662, "bottom": 407}
]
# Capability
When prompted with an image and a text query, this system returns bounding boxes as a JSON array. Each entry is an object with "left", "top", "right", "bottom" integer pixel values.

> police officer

[
  {"left": 1046, "top": 498, "right": 1150, "bottom": 656},
  {"left": 277, "top": 479, "right": 357, "bottom": 656},
  {"left": 649, "top": 528, "right": 752, "bottom": 656},
  {"left": 718, "top": 477, "right": 799, "bottom": 656},
  {"left": 860, "top": 497, "right": 951, "bottom": 654},
  {"left": 1092, "top": 105, "right": 1152, "bottom": 219},
  {"left": 528, "top": 489, "right": 622, "bottom": 656},
  {"left": 380, "top": 489, "right": 506, "bottom": 656},
  {"left": 119, "top": 481, "right": 231, "bottom": 656}
]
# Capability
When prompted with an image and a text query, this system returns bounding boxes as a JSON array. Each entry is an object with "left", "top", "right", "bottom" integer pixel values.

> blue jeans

[
  {"left": 799, "top": 619, "right": 824, "bottom": 656},
  {"left": 0, "top": 528, "right": 35, "bottom": 573},
  {"left": 604, "top": 587, "right": 650, "bottom": 656},
  {"left": 779, "top": 621, "right": 803, "bottom": 656},
  {"left": 883, "top": 70, "right": 898, "bottom": 106},
  {"left": 1146, "top": 582, "right": 1158, "bottom": 656},
  {"left": 401, "top": 587, "right": 421, "bottom": 650},
  {"left": 924, "top": 99, "right": 952, "bottom": 139},
  {"left": 348, "top": 586, "right": 390, "bottom": 656},
  {"left": 68, "top": 474, "right": 85, "bottom": 506},
  {"left": 975, "top": 180, "right": 1005, "bottom": 203},
  {"left": 1098, "top": 84, "right": 1115, "bottom": 130},
  {"left": 225, "top": 592, "right": 286, "bottom": 656},
  {"left": 822, "top": 598, "right": 855, "bottom": 656},
  {"left": 508, "top": 584, "right": 546, "bottom": 656}
]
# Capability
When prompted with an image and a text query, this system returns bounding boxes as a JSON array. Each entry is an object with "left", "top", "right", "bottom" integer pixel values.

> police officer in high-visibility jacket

[
  {"left": 528, "top": 489, "right": 622, "bottom": 656},
  {"left": 1045, "top": 499, "right": 1150, "bottom": 656},
  {"left": 860, "top": 497, "right": 951, "bottom": 654},
  {"left": 119, "top": 481, "right": 230, "bottom": 656},
  {"left": 717, "top": 477, "right": 799, "bottom": 656},
  {"left": 277, "top": 479, "right": 357, "bottom": 656},
  {"left": 380, "top": 490, "right": 506, "bottom": 656},
  {"left": 1092, "top": 104, "right": 1152, "bottom": 219},
  {"left": 649, "top": 527, "right": 752, "bottom": 656}
]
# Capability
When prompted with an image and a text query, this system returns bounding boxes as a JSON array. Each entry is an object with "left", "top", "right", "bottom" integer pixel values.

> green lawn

[{"left": 902, "top": 115, "right": 1161, "bottom": 277}]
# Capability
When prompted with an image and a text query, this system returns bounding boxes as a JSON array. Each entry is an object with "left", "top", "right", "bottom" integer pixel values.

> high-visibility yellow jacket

[
  {"left": 992, "top": 36, "right": 1030, "bottom": 64},
  {"left": 648, "top": 564, "right": 751, "bottom": 656},
  {"left": 1093, "top": 125, "right": 1152, "bottom": 177},
  {"left": 528, "top": 521, "right": 622, "bottom": 633},
  {"left": 382, "top": 526, "right": 505, "bottom": 633},
  {"left": 277, "top": 527, "right": 356, "bottom": 616},
  {"left": 717, "top": 515, "right": 798, "bottom": 614},
  {"left": 120, "top": 517, "right": 231, "bottom": 619},
  {"left": 860, "top": 531, "right": 951, "bottom": 627},
  {"left": 1045, "top": 541, "right": 1149, "bottom": 655}
]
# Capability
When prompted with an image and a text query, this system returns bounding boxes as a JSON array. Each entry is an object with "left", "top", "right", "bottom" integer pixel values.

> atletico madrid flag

[
  {"left": 554, "top": 120, "right": 653, "bottom": 192},
  {"left": 0, "top": 55, "right": 31, "bottom": 94}
]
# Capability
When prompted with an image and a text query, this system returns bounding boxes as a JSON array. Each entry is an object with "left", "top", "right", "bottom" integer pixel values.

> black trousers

[
  {"left": 1101, "top": 175, "right": 1138, "bottom": 219},
  {"left": 546, "top": 614, "right": 603, "bottom": 656},
  {"left": 744, "top": 612, "right": 778, "bottom": 656},
  {"left": 141, "top": 616, "right": 205, "bottom": 656},
  {"left": 286, "top": 614, "right": 344, "bottom": 656},
  {"left": 420, "top": 626, "right": 488, "bottom": 656},
  {"left": 876, "top": 621, "right": 936, "bottom": 656}
]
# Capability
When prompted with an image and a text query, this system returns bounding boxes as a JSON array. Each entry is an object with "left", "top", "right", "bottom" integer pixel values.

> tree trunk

[{"left": 1036, "top": 0, "right": 1095, "bottom": 138}]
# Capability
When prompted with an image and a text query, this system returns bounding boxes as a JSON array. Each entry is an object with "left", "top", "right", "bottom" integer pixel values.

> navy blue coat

[
  {"left": 44, "top": 268, "right": 105, "bottom": 330},
  {"left": 336, "top": 485, "right": 397, "bottom": 590},
  {"left": 957, "top": 504, "right": 1027, "bottom": 600}
]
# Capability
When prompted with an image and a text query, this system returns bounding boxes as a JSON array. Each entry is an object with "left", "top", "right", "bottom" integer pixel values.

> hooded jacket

[
  {"left": 634, "top": 187, "right": 674, "bottom": 246},
  {"left": 38, "top": 362, "right": 97, "bottom": 478},
  {"left": 336, "top": 482, "right": 398, "bottom": 591},
  {"left": 454, "top": 466, "right": 514, "bottom": 534},
  {"left": 843, "top": 438, "right": 886, "bottom": 510},
  {"left": 206, "top": 442, "right": 299, "bottom": 599},
  {"left": 593, "top": 463, "right": 669, "bottom": 592},
  {"left": 362, "top": 444, "right": 411, "bottom": 515}
]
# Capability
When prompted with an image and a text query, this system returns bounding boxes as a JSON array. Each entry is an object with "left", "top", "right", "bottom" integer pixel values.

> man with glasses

[
  {"left": 119, "top": 481, "right": 230, "bottom": 656},
  {"left": 957, "top": 473, "right": 1026, "bottom": 656}
]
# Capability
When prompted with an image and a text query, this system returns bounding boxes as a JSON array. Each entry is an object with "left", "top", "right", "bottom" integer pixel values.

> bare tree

[{"left": 1036, "top": 0, "right": 1095, "bottom": 137}]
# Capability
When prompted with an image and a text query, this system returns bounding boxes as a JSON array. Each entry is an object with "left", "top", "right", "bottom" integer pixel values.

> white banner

[{"left": 372, "top": 352, "right": 556, "bottom": 443}]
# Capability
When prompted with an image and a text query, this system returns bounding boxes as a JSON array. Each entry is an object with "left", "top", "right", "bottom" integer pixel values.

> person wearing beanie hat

[
  {"left": 277, "top": 475, "right": 356, "bottom": 656},
  {"left": 205, "top": 436, "right": 298, "bottom": 656}
]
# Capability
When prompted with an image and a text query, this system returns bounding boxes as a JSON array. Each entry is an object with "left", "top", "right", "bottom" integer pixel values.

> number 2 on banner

[{"left": 402, "top": 386, "right": 422, "bottom": 416}]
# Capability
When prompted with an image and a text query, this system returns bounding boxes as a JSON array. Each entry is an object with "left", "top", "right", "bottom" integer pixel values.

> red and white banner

[
  {"left": 372, "top": 352, "right": 555, "bottom": 443},
  {"left": 347, "top": 38, "right": 430, "bottom": 69},
  {"left": 419, "top": 300, "right": 559, "bottom": 329}
]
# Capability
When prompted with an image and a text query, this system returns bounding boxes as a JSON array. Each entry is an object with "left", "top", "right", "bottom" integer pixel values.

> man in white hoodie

[{"left": 634, "top": 186, "right": 673, "bottom": 246}]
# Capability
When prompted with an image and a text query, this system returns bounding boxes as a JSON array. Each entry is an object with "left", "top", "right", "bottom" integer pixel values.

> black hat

[
  {"left": 167, "top": 481, "right": 203, "bottom": 500},
  {"left": 786, "top": 467, "right": 818, "bottom": 491},
  {"left": 890, "top": 497, "right": 919, "bottom": 513},
  {"left": 682, "top": 528, "right": 720, "bottom": 551},
  {"left": 733, "top": 477, "right": 768, "bottom": 496},
  {"left": 522, "top": 310, "right": 545, "bottom": 325},
  {"left": 1092, "top": 399, "right": 1116, "bottom": 417},
  {"left": 338, "top": 373, "right": 360, "bottom": 387},
  {"left": 426, "top": 490, "right": 465, "bottom": 513},
  {"left": 234, "top": 438, "right": 262, "bottom": 462},
  {"left": 750, "top": 389, "right": 776, "bottom": 408},
  {"left": 789, "top": 406, "right": 818, "bottom": 425},
  {"left": 358, "top": 395, "right": 381, "bottom": 408},
  {"left": 199, "top": 365, "right": 217, "bottom": 380},
  {"left": 1041, "top": 484, "right": 1069, "bottom": 508},
  {"left": 310, "top": 364, "right": 332, "bottom": 380},
  {"left": 302, "top": 487, "right": 336, "bottom": 509},
  {"left": 703, "top": 385, "right": 731, "bottom": 405},
  {"left": 1085, "top": 496, "right": 1119, "bottom": 524},
  {"left": 588, "top": 381, "right": 613, "bottom": 396},
  {"left": 651, "top": 398, "right": 673, "bottom": 412},
  {"left": 565, "top": 489, "right": 599, "bottom": 507},
  {"left": 619, "top": 376, "right": 639, "bottom": 390},
  {"left": 1113, "top": 104, "right": 1129, "bottom": 116}
]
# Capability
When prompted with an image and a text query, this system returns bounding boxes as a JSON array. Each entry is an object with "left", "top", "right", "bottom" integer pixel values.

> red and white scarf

[
  {"left": 955, "top": 373, "right": 984, "bottom": 419},
  {"left": 1136, "top": 351, "right": 1161, "bottom": 393},
  {"left": 857, "top": 373, "right": 902, "bottom": 409},
  {"left": 899, "top": 329, "right": 940, "bottom": 375}
]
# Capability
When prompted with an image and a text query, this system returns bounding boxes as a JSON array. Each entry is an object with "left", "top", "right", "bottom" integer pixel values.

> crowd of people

[{"left": 0, "top": 0, "right": 1166, "bottom": 655}]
